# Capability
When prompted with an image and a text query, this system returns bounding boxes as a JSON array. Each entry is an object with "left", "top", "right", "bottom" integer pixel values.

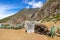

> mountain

[
  {"left": 32, "top": 0, "right": 60, "bottom": 22},
  {"left": 0, "top": 8, "right": 39, "bottom": 25},
  {"left": 0, "top": 0, "right": 60, "bottom": 26}
]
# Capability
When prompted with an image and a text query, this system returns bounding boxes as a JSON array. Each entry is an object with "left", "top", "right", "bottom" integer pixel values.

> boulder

[
  {"left": 35, "top": 24, "right": 49, "bottom": 35},
  {"left": 24, "top": 21, "right": 37, "bottom": 33}
]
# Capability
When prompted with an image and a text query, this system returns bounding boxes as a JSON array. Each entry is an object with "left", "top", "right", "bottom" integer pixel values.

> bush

[
  {"left": 14, "top": 23, "right": 24, "bottom": 29},
  {"left": 0, "top": 23, "right": 24, "bottom": 29},
  {"left": 7, "top": 25, "right": 14, "bottom": 29},
  {"left": 1, "top": 24, "right": 9, "bottom": 29},
  {"left": 49, "top": 26, "right": 56, "bottom": 37}
]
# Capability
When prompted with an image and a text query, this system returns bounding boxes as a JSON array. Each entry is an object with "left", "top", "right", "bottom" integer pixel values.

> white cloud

[
  {"left": 26, "top": 6, "right": 30, "bottom": 9},
  {"left": 0, "top": 5, "right": 19, "bottom": 19},
  {"left": 28, "top": 1, "right": 43, "bottom": 8},
  {"left": 24, "top": 0, "right": 35, "bottom": 3},
  {"left": 24, "top": 0, "right": 43, "bottom": 8}
]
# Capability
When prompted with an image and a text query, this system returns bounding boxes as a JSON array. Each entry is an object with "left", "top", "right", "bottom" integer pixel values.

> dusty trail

[
  {"left": 0, "top": 21, "right": 60, "bottom": 40},
  {"left": 0, "top": 28, "right": 60, "bottom": 40}
]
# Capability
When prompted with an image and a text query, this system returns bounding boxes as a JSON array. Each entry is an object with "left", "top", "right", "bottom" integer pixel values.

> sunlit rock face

[
  {"left": 24, "top": 21, "right": 37, "bottom": 33},
  {"left": 0, "top": 24, "right": 3, "bottom": 27}
]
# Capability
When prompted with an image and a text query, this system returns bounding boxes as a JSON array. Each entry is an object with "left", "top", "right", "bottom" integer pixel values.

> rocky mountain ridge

[{"left": 0, "top": 0, "right": 60, "bottom": 26}]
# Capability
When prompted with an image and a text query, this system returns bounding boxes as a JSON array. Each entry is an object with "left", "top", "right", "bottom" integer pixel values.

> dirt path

[
  {"left": 0, "top": 21, "right": 60, "bottom": 40},
  {"left": 0, "top": 28, "right": 60, "bottom": 40}
]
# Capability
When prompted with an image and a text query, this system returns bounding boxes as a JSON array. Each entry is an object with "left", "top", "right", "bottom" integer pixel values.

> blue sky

[{"left": 0, "top": 0, "right": 46, "bottom": 19}]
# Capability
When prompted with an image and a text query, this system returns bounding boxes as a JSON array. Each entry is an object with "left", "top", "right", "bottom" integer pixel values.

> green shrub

[
  {"left": 0, "top": 23, "right": 24, "bottom": 29},
  {"left": 7, "top": 25, "right": 14, "bottom": 29},
  {"left": 14, "top": 23, "right": 24, "bottom": 29},
  {"left": 1, "top": 24, "right": 9, "bottom": 29},
  {"left": 49, "top": 26, "right": 56, "bottom": 37}
]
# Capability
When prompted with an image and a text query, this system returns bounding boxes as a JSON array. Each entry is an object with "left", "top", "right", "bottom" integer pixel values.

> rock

[
  {"left": 24, "top": 21, "right": 37, "bottom": 33},
  {"left": 35, "top": 24, "right": 49, "bottom": 35}
]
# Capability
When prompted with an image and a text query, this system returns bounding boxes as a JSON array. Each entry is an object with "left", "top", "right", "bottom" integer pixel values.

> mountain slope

[
  {"left": 33, "top": 0, "right": 60, "bottom": 22},
  {"left": 0, "top": 8, "right": 39, "bottom": 25},
  {"left": 0, "top": 0, "right": 60, "bottom": 26}
]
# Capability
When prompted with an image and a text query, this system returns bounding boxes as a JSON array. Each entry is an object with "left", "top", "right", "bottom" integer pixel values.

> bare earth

[
  {"left": 0, "top": 21, "right": 60, "bottom": 40},
  {"left": 0, "top": 28, "right": 60, "bottom": 40}
]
